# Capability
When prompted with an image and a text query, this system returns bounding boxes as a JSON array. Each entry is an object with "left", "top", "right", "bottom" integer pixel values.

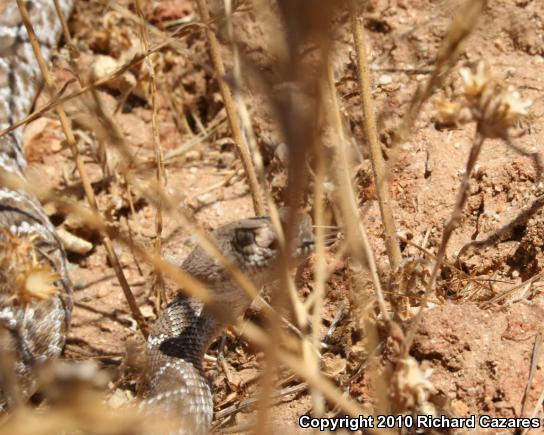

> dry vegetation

[{"left": 2, "top": 0, "right": 544, "bottom": 433}]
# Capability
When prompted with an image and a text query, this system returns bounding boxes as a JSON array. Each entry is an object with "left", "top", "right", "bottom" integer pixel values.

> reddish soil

[{"left": 19, "top": 0, "right": 544, "bottom": 433}]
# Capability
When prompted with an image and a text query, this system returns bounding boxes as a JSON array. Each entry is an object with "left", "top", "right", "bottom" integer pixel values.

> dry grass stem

[
  {"left": 196, "top": 0, "right": 265, "bottom": 215},
  {"left": 223, "top": 0, "right": 279, "bottom": 219},
  {"left": 16, "top": 0, "right": 148, "bottom": 337},
  {"left": 521, "top": 332, "right": 542, "bottom": 419},
  {"left": 324, "top": 58, "right": 396, "bottom": 426},
  {"left": 458, "top": 193, "right": 544, "bottom": 260},
  {"left": 133, "top": 0, "right": 166, "bottom": 311},
  {"left": 324, "top": 61, "right": 389, "bottom": 323},
  {"left": 373, "top": 0, "right": 486, "bottom": 202},
  {"left": 308, "top": 143, "right": 327, "bottom": 416},
  {"left": 52, "top": 0, "right": 73, "bottom": 51},
  {"left": 523, "top": 380, "right": 544, "bottom": 435},
  {"left": 348, "top": 0, "right": 401, "bottom": 273}
]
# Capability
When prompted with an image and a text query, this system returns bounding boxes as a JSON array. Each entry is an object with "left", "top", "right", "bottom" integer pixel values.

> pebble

[
  {"left": 211, "top": 202, "right": 224, "bottom": 216},
  {"left": 185, "top": 150, "right": 201, "bottom": 161},
  {"left": 233, "top": 181, "right": 249, "bottom": 196},
  {"left": 140, "top": 305, "right": 155, "bottom": 319},
  {"left": 378, "top": 74, "right": 393, "bottom": 85}
]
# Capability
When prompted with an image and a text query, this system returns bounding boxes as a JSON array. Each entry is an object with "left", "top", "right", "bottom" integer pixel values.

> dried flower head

[
  {"left": 433, "top": 97, "right": 466, "bottom": 126},
  {"left": 0, "top": 229, "right": 60, "bottom": 304},
  {"left": 493, "top": 86, "right": 532, "bottom": 122},
  {"left": 477, "top": 83, "right": 533, "bottom": 138},
  {"left": 434, "top": 61, "right": 532, "bottom": 137},
  {"left": 459, "top": 61, "right": 492, "bottom": 97},
  {"left": 391, "top": 356, "right": 437, "bottom": 413}
]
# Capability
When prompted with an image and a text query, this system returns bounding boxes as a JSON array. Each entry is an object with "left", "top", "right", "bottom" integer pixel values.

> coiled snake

[
  {"left": 0, "top": 2, "right": 315, "bottom": 433},
  {"left": 0, "top": 0, "right": 74, "bottom": 410}
]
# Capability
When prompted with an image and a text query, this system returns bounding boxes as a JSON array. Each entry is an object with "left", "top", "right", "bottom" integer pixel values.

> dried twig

[
  {"left": 481, "top": 273, "right": 544, "bottom": 308},
  {"left": 374, "top": 0, "right": 486, "bottom": 204},
  {"left": 458, "top": 194, "right": 544, "bottom": 260},
  {"left": 404, "top": 133, "right": 485, "bottom": 353},
  {"left": 521, "top": 332, "right": 542, "bottom": 419},
  {"left": 391, "top": 0, "right": 486, "bottom": 149},
  {"left": 213, "top": 383, "right": 308, "bottom": 425},
  {"left": 195, "top": 0, "right": 264, "bottom": 215},
  {"left": 522, "top": 387, "right": 544, "bottom": 435}
]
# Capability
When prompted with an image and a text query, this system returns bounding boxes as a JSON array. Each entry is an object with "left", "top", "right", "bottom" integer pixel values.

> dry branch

[{"left": 196, "top": 0, "right": 265, "bottom": 216}]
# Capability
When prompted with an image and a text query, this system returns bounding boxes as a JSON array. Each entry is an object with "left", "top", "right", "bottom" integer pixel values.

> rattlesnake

[
  {"left": 0, "top": 2, "right": 315, "bottom": 433},
  {"left": 142, "top": 214, "right": 314, "bottom": 433},
  {"left": 0, "top": 0, "right": 74, "bottom": 410}
]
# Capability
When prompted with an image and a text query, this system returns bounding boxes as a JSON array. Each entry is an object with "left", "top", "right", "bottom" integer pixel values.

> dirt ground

[{"left": 21, "top": 0, "right": 544, "bottom": 433}]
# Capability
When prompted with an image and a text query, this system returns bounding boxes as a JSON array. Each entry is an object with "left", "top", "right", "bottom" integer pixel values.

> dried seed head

[
  {"left": 20, "top": 267, "right": 60, "bottom": 301},
  {"left": 391, "top": 356, "right": 437, "bottom": 414},
  {"left": 0, "top": 229, "right": 60, "bottom": 305},
  {"left": 434, "top": 61, "right": 532, "bottom": 137},
  {"left": 476, "top": 83, "right": 532, "bottom": 138},
  {"left": 494, "top": 86, "right": 532, "bottom": 122},
  {"left": 433, "top": 97, "right": 472, "bottom": 127},
  {"left": 459, "top": 61, "right": 492, "bottom": 97}
]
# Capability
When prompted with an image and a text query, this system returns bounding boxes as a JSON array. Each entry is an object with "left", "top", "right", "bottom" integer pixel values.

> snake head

[{"left": 228, "top": 209, "right": 314, "bottom": 271}]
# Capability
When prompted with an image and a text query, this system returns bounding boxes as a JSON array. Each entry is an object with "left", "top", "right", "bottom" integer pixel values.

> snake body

[
  {"left": 0, "top": 0, "right": 74, "bottom": 410},
  {"left": 142, "top": 215, "right": 314, "bottom": 433},
  {"left": 0, "top": 3, "right": 316, "bottom": 433}
]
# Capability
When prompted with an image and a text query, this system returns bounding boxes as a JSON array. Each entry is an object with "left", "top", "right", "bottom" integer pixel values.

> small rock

[
  {"left": 140, "top": 305, "right": 156, "bottom": 319},
  {"left": 91, "top": 55, "right": 137, "bottom": 94},
  {"left": 232, "top": 181, "right": 249, "bottom": 196},
  {"left": 321, "top": 352, "right": 346, "bottom": 378},
  {"left": 378, "top": 74, "right": 393, "bottom": 85},
  {"left": 185, "top": 150, "right": 201, "bottom": 161}
]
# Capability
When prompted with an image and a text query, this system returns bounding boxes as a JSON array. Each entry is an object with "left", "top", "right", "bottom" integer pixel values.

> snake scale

[
  {"left": 0, "top": 0, "right": 74, "bottom": 410},
  {"left": 0, "top": 1, "right": 315, "bottom": 433}
]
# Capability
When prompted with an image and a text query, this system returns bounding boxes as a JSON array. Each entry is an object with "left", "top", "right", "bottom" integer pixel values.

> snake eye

[
  {"left": 268, "top": 238, "right": 279, "bottom": 251},
  {"left": 235, "top": 228, "right": 255, "bottom": 248}
]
